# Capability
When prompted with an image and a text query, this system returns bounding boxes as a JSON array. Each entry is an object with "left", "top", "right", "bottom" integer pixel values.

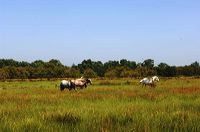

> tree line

[{"left": 0, "top": 58, "right": 199, "bottom": 80}]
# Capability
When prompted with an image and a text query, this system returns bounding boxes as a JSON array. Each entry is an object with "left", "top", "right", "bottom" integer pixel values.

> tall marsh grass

[{"left": 0, "top": 78, "right": 200, "bottom": 131}]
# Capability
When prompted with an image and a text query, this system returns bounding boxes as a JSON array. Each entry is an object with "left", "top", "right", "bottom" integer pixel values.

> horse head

[
  {"left": 152, "top": 76, "right": 159, "bottom": 82},
  {"left": 86, "top": 78, "right": 92, "bottom": 85}
]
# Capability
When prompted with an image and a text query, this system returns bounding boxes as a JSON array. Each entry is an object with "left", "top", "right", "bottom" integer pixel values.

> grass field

[{"left": 0, "top": 77, "right": 200, "bottom": 131}]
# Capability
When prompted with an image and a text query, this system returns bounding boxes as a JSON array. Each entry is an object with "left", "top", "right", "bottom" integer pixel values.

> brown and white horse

[{"left": 71, "top": 77, "right": 92, "bottom": 89}]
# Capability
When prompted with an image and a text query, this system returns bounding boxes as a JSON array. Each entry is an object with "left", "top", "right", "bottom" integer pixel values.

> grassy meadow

[{"left": 0, "top": 77, "right": 200, "bottom": 131}]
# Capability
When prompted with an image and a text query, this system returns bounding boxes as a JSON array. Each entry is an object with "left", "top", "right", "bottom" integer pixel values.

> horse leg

[
  {"left": 72, "top": 85, "right": 76, "bottom": 91},
  {"left": 150, "top": 83, "right": 155, "bottom": 88},
  {"left": 68, "top": 87, "right": 72, "bottom": 91},
  {"left": 153, "top": 83, "right": 156, "bottom": 88},
  {"left": 60, "top": 85, "right": 65, "bottom": 91},
  {"left": 147, "top": 84, "right": 151, "bottom": 88},
  {"left": 74, "top": 87, "right": 77, "bottom": 91}
]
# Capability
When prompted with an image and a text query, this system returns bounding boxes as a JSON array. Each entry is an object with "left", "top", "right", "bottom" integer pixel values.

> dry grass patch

[{"left": 170, "top": 87, "right": 200, "bottom": 94}]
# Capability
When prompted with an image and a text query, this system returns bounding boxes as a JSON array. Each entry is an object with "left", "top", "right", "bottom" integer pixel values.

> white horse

[
  {"left": 60, "top": 80, "right": 76, "bottom": 91},
  {"left": 140, "top": 76, "right": 159, "bottom": 87},
  {"left": 71, "top": 77, "right": 92, "bottom": 89}
]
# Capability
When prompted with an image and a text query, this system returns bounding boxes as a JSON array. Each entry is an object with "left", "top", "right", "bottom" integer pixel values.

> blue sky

[{"left": 0, "top": 0, "right": 200, "bottom": 66}]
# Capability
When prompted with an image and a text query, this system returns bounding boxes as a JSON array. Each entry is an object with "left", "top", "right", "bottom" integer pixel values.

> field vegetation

[{"left": 0, "top": 78, "right": 200, "bottom": 131}]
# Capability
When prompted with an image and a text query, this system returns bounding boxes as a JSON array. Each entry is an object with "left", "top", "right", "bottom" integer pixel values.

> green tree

[
  {"left": 16, "top": 67, "right": 30, "bottom": 79},
  {"left": 135, "top": 66, "right": 156, "bottom": 77},
  {"left": 83, "top": 68, "right": 97, "bottom": 78},
  {"left": 93, "top": 61, "right": 104, "bottom": 77},
  {"left": 142, "top": 59, "right": 154, "bottom": 68},
  {"left": 49, "top": 59, "right": 64, "bottom": 67},
  {"left": 105, "top": 69, "right": 118, "bottom": 79},
  {"left": 31, "top": 60, "right": 45, "bottom": 68},
  {"left": 104, "top": 60, "right": 120, "bottom": 70},
  {"left": 190, "top": 61, "right": 200, "bottom": 76},
  {"left": 120, "top": 68, "right": 137, "bottom": 78},
  {"left": 0, "top": 68, "right": 9, "bottom": 80},
  {"left": 0, "top": 59, "right": 19, "bottom": 68},
  {"left": 157, "top": 63, "right": 176, "bottom": 77},
  {"left": 157, "top": 63, "right": 169, "bottom": 76},
  {"left": 69, "top": 68, "right": 81, "bottom": 78},
  {"left": 120, "top": 59, "right": 137, "bottom": 69},
  {"left": 190, "top": 61, "right": 199, "bottom": 68},
  {"left": 78, "top": 59, "right": 93, "bottom": 73}
]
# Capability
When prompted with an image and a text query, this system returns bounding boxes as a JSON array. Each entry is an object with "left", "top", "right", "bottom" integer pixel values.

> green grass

[{"left": 0, "top": 78, "right": 200, "bottom": 131}]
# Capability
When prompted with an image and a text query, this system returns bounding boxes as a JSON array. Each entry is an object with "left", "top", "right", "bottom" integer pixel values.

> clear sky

[{"left": 0, "top": 0, "right": 200, "bottom": 66}]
